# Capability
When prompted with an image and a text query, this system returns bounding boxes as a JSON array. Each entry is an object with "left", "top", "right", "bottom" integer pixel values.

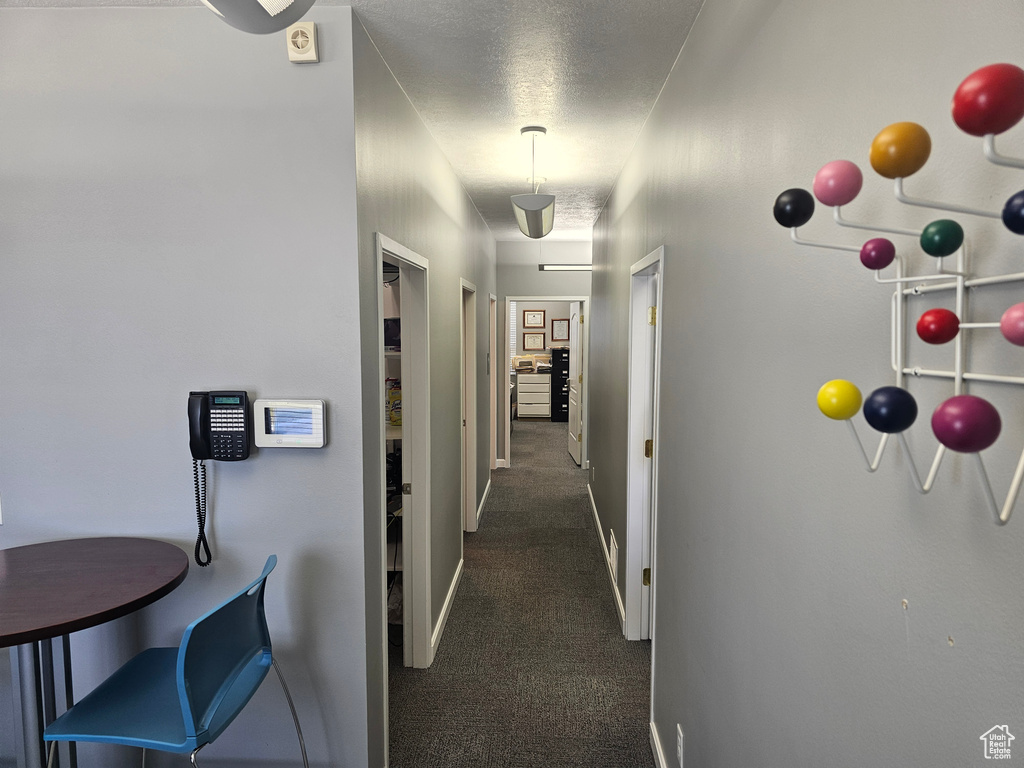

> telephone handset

[{"left": 188, "top": 391, "right": 252, "bottom": 567}]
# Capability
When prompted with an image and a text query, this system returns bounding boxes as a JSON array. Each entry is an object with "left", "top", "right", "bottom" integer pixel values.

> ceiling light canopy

[
  {"left": 512, "top": 126, "right": 555, "bottom": 239},
  {"left": 200, "top": 0, "right": 316, "bottom": 34}
]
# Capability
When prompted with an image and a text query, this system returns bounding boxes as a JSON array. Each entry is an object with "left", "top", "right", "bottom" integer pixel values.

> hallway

[{"left": 388, "top": 420, "right": 654, "bottom": 768}]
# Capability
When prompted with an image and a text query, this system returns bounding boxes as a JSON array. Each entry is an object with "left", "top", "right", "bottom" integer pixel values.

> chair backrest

[{"left": 175, "top": 556, "right": 277, "bottom": 745}]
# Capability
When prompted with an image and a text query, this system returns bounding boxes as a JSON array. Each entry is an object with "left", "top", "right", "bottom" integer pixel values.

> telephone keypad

[{"left": 210, "top": 407, "right": 247, "bottom": 459}]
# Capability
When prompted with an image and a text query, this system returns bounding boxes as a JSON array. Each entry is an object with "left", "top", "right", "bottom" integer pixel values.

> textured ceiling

[{"left": 2, "top": 0, "right": 705, "bottom": 241}]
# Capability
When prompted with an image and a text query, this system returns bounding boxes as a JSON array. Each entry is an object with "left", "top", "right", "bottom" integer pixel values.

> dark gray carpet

[{"left": 388, "top": 420, "right": 654, "bottom": 768}]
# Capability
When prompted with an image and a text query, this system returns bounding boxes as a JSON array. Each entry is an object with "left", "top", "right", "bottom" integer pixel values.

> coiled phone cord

[{"left": 193, "top": 459, "right": 212, "bottom": 567}]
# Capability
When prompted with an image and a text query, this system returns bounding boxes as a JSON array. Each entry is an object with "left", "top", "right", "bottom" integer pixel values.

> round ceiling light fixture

[{"left": 511, "top": 126, "right": 555, "bottom": 239}]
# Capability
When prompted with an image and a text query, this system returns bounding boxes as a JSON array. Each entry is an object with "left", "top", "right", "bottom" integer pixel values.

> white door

[
  {"left": 568, "top": 301, "right": 582, "bottom": 465},
  {"left": 626, "top": 246, "right": 664, "bottom": 641}
]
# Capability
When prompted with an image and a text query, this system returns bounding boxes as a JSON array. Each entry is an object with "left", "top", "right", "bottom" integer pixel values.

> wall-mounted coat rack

[{"left": 774, "top": 62, "right": 1024, "bottom": 526}]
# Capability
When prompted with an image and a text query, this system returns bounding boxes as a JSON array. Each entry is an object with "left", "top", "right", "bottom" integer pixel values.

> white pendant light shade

[
  {"left": 511, "top": 193, "right": 556, "bottom": 239},
  {"left": 200, "top": 0, "right": 316, "bottom": 34}
]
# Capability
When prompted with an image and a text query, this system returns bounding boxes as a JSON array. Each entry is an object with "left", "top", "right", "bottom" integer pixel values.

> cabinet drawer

[
  {"left": 518, "top": 374, "right": 550, "bottom": 385},
  {"left": 518, "top": 392, "right": 550, "bottom": 405},
  {"left": 518, "top": 382, "right": 549, "bottom": 393},
  {"left": 518, "top": 403, "right": 550, "bottom": 417}
]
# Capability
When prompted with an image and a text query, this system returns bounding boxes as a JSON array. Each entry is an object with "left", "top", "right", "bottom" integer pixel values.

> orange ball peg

[{"left": 870, "top": 122, "right": 932, "bottom": 179}]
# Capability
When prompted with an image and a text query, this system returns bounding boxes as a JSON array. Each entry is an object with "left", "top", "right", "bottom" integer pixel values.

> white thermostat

[{"left": 253, "top": 399, "right": 326, "bottom": 448}]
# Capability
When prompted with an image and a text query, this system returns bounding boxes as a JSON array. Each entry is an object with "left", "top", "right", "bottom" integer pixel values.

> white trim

[
  {"left": 476, "top": 477, "right": 491, "bottom": 527},
  {"left": 461, "top": 280, "right": 478, "bottom": 533},
  {"left": 588, "top": 483, "right": 625, "bottom": 629},
  {"left": 378, "top": 233, "right": 428, "bottom": 270},
  {"left": 489, "top": 293, "right": 498, "bottom": 471},
  {"left": 650, "top": 721, "right": 670, "bottom": 768},
  {"left": 631, "top": 246, "right": 664, "bottom": 276},
  {"left": 494, "top": 459, "right": 508, "bottom": 468},
  {"left": 430, "top": 557, "right": 464, "bottom": 658}
]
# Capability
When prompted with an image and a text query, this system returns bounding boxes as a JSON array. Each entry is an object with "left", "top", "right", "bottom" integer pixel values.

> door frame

[
  {"left": 376, "top": 234, "right": 432, "bottom": 743},
  {"left": 489, "top": 294, "right": 498, "bottom": 471},
  {"left": 503, "top": 294, "right": 590, "bottom": 469},
  {"left": 461, "top": 279, "right": 478, "bottom": 532},
  {"left": 625, "top": 246, "right": 664, "bottom": 641}
]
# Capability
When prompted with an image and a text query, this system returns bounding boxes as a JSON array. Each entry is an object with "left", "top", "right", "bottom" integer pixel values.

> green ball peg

[{"left": 920, "top": 219, "right": 964, "bottom": 257}]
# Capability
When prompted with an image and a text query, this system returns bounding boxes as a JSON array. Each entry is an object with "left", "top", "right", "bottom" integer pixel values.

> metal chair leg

[
  {"left": 272, "top": 658, "right": 309, "bottom": 768},
  {"left": 45, "top": 743, "right": 56, "bottom": 768},
  {"left": 189, "top": 744, "right": 206, "bottom": 768}
]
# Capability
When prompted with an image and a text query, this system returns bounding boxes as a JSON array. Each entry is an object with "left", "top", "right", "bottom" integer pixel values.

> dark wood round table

[
  {"left": 0, "top": 537, "right": 189, "bottom": 647},
  {"left": 0, "top": 537, "right": 188, "bottom": 768}
]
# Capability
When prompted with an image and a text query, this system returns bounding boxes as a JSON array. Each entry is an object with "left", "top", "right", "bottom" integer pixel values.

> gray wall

[
  {"left": 351, "top": 15, "right": 497, "bottom": 766},
  {"left": 0, "top": 9, "right": 368, "bottom": 766},
  {"left": 496, "top": 240, "right": 592, "bottom": 298},
  {"left": 592, "top": 0, "right": 1024, "bottom": 765}
]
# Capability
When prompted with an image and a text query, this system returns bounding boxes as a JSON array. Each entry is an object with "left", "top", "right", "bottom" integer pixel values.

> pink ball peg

[
  {"left": 813, "top": 160, "right": 863, "bottom": 207},
  {"left": 860, "top": 238, "right": 895, "bottom": 270},
  {"left": 1000, "top": 302, "right": 1024, "bottom": 346},
  {"left": 931, "top": 395, "right": 1002, "bottom": 453}
]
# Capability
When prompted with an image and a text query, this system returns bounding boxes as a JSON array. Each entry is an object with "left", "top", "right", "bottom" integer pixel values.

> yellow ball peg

[
  {"left": 869, "top": 122, "right": 931, "bottom": 179},
  {"left": 817, "top": 379, "right": 863, "bottom": 421}
]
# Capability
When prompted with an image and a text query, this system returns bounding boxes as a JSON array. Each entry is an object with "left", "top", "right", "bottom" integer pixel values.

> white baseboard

[
  {"left": 495, "top": 458, "right": 507, "bottom": 468},
  {"left": 430, "top": 557, "right": 464, "bottom": 656},
  {"left": 650, "top": 721, "right": 669, "bottom": 768},
  {"left": 587, "top": 483, "right": 625, "bottom": 631},
  {"left": 476, "top": 478, "right": 491, "bottom": 526}
]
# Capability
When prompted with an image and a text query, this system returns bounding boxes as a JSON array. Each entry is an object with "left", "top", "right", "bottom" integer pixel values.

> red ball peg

[
  {"left": 952, "top": 63, "right": 1024, "bottom": 136},
  {"left": 917, "top": 308, "right": 960, "bottom": 344}
]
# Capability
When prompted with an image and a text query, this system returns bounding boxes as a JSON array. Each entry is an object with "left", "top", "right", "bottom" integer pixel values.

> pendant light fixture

[{"left": 511, "top": 126, "right": 555, "bottom": 239}]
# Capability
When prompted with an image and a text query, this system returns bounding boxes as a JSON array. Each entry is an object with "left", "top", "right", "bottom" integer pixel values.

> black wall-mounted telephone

[{"left": 188, "top": 391, "right": 252, "bottom": 567}]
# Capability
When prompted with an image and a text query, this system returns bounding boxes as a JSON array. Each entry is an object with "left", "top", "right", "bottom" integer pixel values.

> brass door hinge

[
  {"left": 577, "top": 432, "right": 583, "bottom": 443},
  {"left": 578, "top": 373, "right": 583, "bottom": 383},
  {"left": 580, "top": 314, "right": 584, "bottom": 324},
  {"left": 648, "top": 306, "right": 657, "bottom": 326},
  {"left": 642, "top": 567, "right": 651, "bottom": 587},
  {"left": 644, "top": 439, "right": 653, "bottom": 458}
]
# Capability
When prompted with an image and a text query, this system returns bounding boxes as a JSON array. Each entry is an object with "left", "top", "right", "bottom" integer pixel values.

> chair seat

[{"left": 44, "top": 647, "right": 193, "bottom": 753}]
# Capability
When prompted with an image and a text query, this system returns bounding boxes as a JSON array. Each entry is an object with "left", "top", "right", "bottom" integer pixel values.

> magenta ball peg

[
  {"left": 931, "top": 395, "right": 1001, "bottom": 453},
  {"left": 860, "top": 238, "right": 896, "bottom": 270},
  {"left": 916, "top": 308, "right": 960, "bottom": 344},
  {"left": 813, "top": 160, "right": 863, "bottom": 207},
  {"left": 1000, "top": 303, "right": 1024, "bottom": 346}
]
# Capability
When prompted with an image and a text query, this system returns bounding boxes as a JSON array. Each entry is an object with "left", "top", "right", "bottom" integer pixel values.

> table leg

[
  {"left": 60, "top": 636, "right": 76, "bottom": 768},
  {"left": 11, "top": 643, "right": 44, "bottom": 768}
]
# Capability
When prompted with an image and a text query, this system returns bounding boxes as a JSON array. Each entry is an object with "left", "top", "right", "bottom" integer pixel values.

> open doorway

[
  {"left": 377, "top": 233, "right": 433, "bottom": 767},
  {"left": 504, "top": 295, "right": 590, "bottom": 469}
]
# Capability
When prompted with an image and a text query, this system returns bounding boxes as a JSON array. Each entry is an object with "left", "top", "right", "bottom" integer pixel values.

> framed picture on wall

[
  {"left": 551, "top": 318, "right": 569, "bottom": 342},
  {"left": 523, "top": 310, "right": 546, "bottom": 328},
  {"left": 523, "top": 332, "right": 546, "bottom": 351}
]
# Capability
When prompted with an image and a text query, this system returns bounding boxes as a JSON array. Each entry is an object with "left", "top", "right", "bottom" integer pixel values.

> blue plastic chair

[{"left": 43, "top": 555, "right": 308, "bottom": 768}]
